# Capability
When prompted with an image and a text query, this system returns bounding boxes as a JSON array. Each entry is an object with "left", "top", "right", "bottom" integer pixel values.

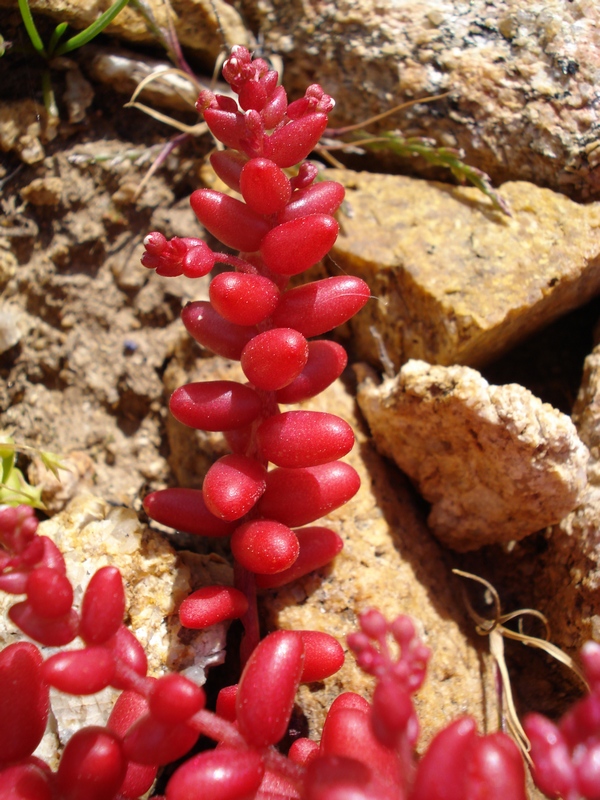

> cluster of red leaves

[
  {"left": 141, "top": 44, "right": 369, "bottom": 661},
  {"left": 2, "top": 45, "right": 599, "bottom": 800},
  {"left": 2, "top": 503, "right": 600, "bottom": 799}
]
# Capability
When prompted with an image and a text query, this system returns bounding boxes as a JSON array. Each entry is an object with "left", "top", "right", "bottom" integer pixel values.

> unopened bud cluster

[{"left": 141, "top": 45, "right": 370, "bottom": 655}]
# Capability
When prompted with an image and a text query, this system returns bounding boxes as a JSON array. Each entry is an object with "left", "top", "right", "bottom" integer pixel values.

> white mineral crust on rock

[{"left": 357, "top": 360, "right": 589, "bottom": 551}]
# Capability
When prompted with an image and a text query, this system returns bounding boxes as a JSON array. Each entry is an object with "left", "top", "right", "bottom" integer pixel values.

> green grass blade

[
  {"left": 47, "top": 21, "right": 68, "bottom": 57},
  {"left": 18, "top": 0, "right": 47, "bottom": 57},
  {"left": 55, "top": 0, "right": 130, "bottom": 56}
]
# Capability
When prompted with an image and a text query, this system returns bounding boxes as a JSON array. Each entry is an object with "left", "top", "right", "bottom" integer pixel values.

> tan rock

[
  {"left": 356, "top": 360, "right": 588, "bottom": 551},
  {"left": 526, "top": 344, "right": 600, "bottom": 652},
  {"left": 326, "top": 170, "right": 600, "bottom": 370},
  {"left": 1, "top": 0, "right": 252, "bottom": 62},
  {"left": 252, "top": 0, "right": 600, "bottom": 198},
  {"left": 261, "top": 375, "right": 498, "bottom": 749},
  {"left": 0, "top": 99, "right": 50, "bottom": 163},
  {"left": 21, "top": 177, "right": 64, "bottom": 206}
]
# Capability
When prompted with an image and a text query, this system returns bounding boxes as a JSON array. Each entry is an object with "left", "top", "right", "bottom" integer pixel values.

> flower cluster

[{"left": 140, "top": 44, "right": 370, "bottom": 660}]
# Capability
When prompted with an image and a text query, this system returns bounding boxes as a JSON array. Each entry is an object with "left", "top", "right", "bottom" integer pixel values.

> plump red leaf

[
  {"left": 241, "top": 328, "right": 308, "bottom": 391},
  {"left": 182, "top": 301, "right": 257, "bottom": 361},
  {"left": 263, "top": 113, "right": 328, "bottom": 167},
  {"left": 144, "top": 488, "right": 236, "bottom": 537},
  {"left": 166, "top": 747, "right": 264, "bottom": 800},
  {"left": 190, "top": 190, "right": 270, "bottom": 251},
  {"left": 170, "top": 381, "right": 262, "bottom": 432},
  {"left": 0, "top": 643, "right": 49, "bottom": 765},
  {"left": 278, "top": 181, "right": 345, "bottom": 223},
  {"left": 179, "top": 586, "right": 249, "bottom": 629},
  {"left": 79, "top": 566, "right": 125, "bottom": 645},
  {"left": 209, "top": 272, "right": 280, "bottom": 327},
  {"left": 202, "top": 454, "right": 267, "bottom": 521},
  {"left": 231, "top": 519, "right": 299, "bottom": 574},
  {"left": 260, "top": 214, "right": 339, "bottom": 276},
  {"left": 257, "top": 411, "right": 354, "bottom": 468},
  {"left": 56, "top": 726, "right": 126, "bottom": 800},
  {"left": 272, "top": 276, "right": 370, "bottom": 337},
  {"left": 256, "top": 526, "right": 343, "bottom": 589},
  {"left": 42, "top": 647, "right": 115, "bottom": 695},
  {"left": 276, "top": 341, "right": 348, "bottom": 404},
  {"left": 9, "top": 601, "right": 79, "bottom": 647},
  {"left": 256, "top": 462, "right": 360, "bottom": 527},
  {"left": 236, "top": 630, "right": 304, "bottom": 747},
  {"left": 240, "top": 157, "right": 292, "bottom": 215}
]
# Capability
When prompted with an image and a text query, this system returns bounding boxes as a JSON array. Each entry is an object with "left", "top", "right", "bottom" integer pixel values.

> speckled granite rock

[
  {"left": 327, "top": 170, "right": 600, "bottom": 370},
  {"left": 357, "top": 360, "right": 588, "bottom": 551},
  {"left": 0, "top": 495, "right": 232, "bottom": 765},
  {"left": 246, "top": 0, "right": 600, "bottom": 198},
  {"left": 260, "top": 375, "right": 498, "bottom": 749}
]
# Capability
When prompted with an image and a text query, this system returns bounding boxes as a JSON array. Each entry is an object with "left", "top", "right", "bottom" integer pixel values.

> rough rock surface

[
  {"left": 0, "top": 496, "right": 232, "bottom": 765},
  {"left": 518, "top": 345, "right": 600, "bottom": 654},
  {"left": 327, "top": 169, "right": 600, "bottom": 370},
  {"left": 0, "top": 0, "right": 252, "bottom": 64},
  {"left": 247, "top": 0, "right": 600, "bottom": 198},
  {"left": 260, "top": 374, "right": 498, "bottom": 749},
  {"left": 357, "top": 360, "right": 589, "bottom": 551},
  {"left": 0, "top": 133, "right": 212, "bottom": 505}
]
